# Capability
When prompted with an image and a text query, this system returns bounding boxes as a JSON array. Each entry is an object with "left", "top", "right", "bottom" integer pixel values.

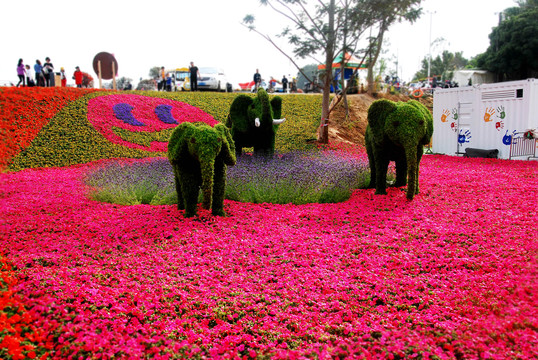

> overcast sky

[{"left": 0, "top": 0, "right": 517, "bottom": 87}]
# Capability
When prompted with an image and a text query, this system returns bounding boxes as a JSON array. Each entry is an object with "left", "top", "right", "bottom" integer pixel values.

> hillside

[{"left": 328, "top": 93, "right": 434, "bottom": 146}]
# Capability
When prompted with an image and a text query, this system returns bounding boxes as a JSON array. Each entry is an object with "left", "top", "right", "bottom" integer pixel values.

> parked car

[{"left": 197, "top": 67, "right": 228, "bottom": 92}]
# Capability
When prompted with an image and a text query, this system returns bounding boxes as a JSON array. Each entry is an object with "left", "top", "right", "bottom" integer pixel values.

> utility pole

[{"left": 427, "top": 11, "right": 436, "bottom": 86}]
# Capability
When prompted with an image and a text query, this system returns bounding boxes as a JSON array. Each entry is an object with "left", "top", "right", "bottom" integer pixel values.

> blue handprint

[
  {"left": 458, "top": 129, "right": 471, "bottom": 144},
  {"left": 502, "top": 130, "right": 517, "bottom": 146}
]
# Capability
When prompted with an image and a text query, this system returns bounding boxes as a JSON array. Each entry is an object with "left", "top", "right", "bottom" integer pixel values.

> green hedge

[{"left": 8, "top": 91, "right": 322, "bottom": 171}]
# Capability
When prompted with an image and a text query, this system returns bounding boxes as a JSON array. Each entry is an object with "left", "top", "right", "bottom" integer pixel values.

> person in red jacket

[{"left": 73, "top": 66, "right": 83, "bottom": 88}]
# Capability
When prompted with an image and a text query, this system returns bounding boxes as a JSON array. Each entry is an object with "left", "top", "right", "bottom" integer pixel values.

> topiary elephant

[
  {"left": 365, "top": 99, "right": 433, "bottom": 200},
  {"left": 167, "top": 122, "right": 236, "bottom": 217},
  {"left": 225, "top": 88, "right": 286, "bottom": 157}
]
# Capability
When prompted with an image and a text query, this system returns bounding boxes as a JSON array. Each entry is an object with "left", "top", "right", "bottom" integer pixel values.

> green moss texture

[
  {"left": 168, "top": 122, "right": 236, "bottom": 217},
  {"left": 365, "top": 99, "right": 433, "bottom": 200}
]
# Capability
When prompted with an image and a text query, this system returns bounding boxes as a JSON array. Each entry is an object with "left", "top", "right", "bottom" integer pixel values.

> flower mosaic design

[{"left": 87, "top": 94, "right": 219, "bottom": 152}]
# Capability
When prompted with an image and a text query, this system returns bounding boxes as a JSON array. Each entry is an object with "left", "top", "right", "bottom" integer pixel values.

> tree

[
  {"left": 476, "top": 0, "right": 538, "bottom": 81},
  {"left": 115, "top": 77, "right": 133, "bottom": 90},
  {"left": 149, "top": 66, "right": 161, "bottom": 80},
  {"left": 365, "top": 0, "right": 422, "bottom": 94},
  {"left": 296, "top": 64, "right": 318, "bottom": 89},
  {"left": 244, "top": 0, "right": 423, "bottom": 144},
  {"left": 137, "top": 79, "right": 157, "bottom": 91},
  {"left": 413, "top": 50, "right": 469, "bottom": 82}
]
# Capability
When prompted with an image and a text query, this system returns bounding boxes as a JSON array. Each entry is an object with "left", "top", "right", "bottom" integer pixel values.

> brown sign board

[{"left": 92, "top": 52, "right": 118, "bottom": 80}]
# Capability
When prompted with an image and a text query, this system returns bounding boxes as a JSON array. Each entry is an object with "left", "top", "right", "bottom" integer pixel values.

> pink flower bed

[
  {"left": 87, "top": 94, "right": 219, "bottom": 152},
  {"left": 1, "top": 155, "right": 537, "bottom": 359}
]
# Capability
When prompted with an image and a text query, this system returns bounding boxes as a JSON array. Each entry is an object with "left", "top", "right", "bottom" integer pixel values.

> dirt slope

[{"left": 328, "top": 93, "right": 433, "bottom": 146}]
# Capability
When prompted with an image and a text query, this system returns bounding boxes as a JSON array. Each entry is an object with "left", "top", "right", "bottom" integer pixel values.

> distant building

[{"left": 453, "top": 70, "right": 495, "bottom": 86}]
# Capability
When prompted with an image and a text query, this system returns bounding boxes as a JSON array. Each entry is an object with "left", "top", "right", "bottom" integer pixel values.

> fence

[{"left": 509, "top": 133, "right": 538, "bottom": 160}]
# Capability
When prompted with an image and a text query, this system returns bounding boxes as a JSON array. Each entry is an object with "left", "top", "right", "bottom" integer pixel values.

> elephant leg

[
  {"left": 173, "top": 167, "right": 184, "bottom": 210},
  {"left": 211, "top": 161, "right": 227, "bottom": 216},
  {"left": 405, "top": 147, "right": 420, "bottom": 200},
  {"left": 414, "top": 146, "right": 424, "bottom": 194},
  {"left": 178, "top": 168, "right": 200, "bottom": 217},
  {"left": 394, "top": 158, "right": 408, "bottom": 187},
  {"left": 374, "top": 152, "right": 390, "bottom": 195}
]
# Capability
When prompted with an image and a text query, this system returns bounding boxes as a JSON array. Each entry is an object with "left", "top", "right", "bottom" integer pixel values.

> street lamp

[{"left": 427, "top": 10, "right": 436, "bottom": 86}]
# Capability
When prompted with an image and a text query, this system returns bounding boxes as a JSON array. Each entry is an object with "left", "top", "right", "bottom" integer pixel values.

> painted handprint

[
  {"left": 484, "top": 107, "right": 495, "bottom": 122},
  {"left": 495, "top": 121, "right": 504, "bottom": 131},
  {"left": 441, "top": 109, "right": 450, "bottom": 122},
  {"left": 450, "top": 122, "right": 458, "bottom": 132},
  {"left": 502, "top": 130, "right": 517, "bottom": 146},
  {"left": 496, "top": 105, "right": 506, "bottom": 119},
  {"left": 458, "top": 129, "right": 472, "bottom": 144},
  {"left": 452, "top": 108, "right": 458, "bottom": 121}
]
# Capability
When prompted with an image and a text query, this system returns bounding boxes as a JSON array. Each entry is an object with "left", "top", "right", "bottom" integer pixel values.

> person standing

[
  {"left": 34, "top": 60, "right": 44, "bottom": 86},
  {"left": 25, "top": 65, "right": 34, "bottom": 87},
  {"left": 43, "top": 57, "right": 54, "bottom": 87},
  {"left": 281, "top": 75, "right": 288, "bottom": 93},
  {"left": 73, "top": 66, "right": 83, "bottom": 88},
  {"left": 16, "top": 59, "right": 25, "bottom": 87},
  {"left": 159, "top": 66, "right": 166, "bottom": 91},
  {"left": 60, "top": 67, "right": 67, "bottom": 87},
  {"left": 189, "top": 62, "right": 200, "bottom": 91},
  {"left": 253, "top": 69, "right": 261, "bottom": 91}
]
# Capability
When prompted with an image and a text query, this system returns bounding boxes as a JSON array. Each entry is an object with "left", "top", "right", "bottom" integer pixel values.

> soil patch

[{"left": 328, "top": 93, "right": 433, "bottom": 145}]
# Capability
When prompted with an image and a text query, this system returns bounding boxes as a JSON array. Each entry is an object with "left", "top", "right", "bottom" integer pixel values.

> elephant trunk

[
  {"left": 200, "top": 157, "right": 215, "bottom": 210},
  {"left": 405, "top": 147, "right": 418, "bottom": 200}
]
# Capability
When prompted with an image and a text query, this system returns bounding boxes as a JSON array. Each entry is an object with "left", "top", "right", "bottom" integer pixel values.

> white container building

[{"left": 432, "top": 78, "right": 538, "bottom": 159}]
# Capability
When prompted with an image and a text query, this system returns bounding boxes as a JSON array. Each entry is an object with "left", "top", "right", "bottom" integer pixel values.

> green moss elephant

[
  {"left": 225, "top": 88, "right": 285, "bottom": 157},
  {"left": 167, "top": 122, "right": 236, "bottom": 217},
  {"left": 365, "top": 99, "right": 433, "bottom": 200}
]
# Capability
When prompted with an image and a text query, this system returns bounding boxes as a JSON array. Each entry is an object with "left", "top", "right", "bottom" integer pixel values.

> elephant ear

[
  {"left": 407, "top": 99, "right": 433, "bottom": 145},
  {"left": 226, "top": 95, "right": 254, "bottom": 132},
  {"left": 167, "top": 122, "right": 194, "bottom": 162},
  {"left": 367, "top": 99, "right": 397, "bottom": 144},
  {"left": 215, "top": 123, "right": 237, "bottom": 166},
  {"left": 270, "top": 96, "right": 283, "bottom": 120}
]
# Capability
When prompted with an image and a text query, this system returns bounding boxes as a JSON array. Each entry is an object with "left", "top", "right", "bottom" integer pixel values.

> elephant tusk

[
  {"left": 273, "top": 118, "right": 286, "bottom": 125},
  {"left": 255, "top": 118, "right": 260, "bottom": 127}
]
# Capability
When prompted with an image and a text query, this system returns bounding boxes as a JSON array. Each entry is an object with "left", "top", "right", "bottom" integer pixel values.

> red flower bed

[
  {"left": 0, "top": 255, "right": 53, "bottom": 359},
  {"left": 1, "top": 155, "right": 537, "bottom": 358},
  {"left": 0, "top": 87, "right": 99, "bottom": 170}
]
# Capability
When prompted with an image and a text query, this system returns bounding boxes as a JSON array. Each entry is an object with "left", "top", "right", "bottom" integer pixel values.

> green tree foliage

[
  {"left": 296, "top": 64, "right": 318, "bottom": 89},
  {"left": 366, "top": 0, "right": 422, "bottom": 94},
  {"left": 115, "top": 77, "right": 133, "bottom": 90},
  {"left": 149, "top": 66, "right": 161, "bottom": 79},
  {"left": 476, "top": 0, "right": 538, "bottom": 81},
  {"left": 413, "top": 50, "right": 469, "bottom": 81}
]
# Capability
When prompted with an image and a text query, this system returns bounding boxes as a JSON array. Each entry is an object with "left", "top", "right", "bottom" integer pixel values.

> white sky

[{"left": 0, "top": 0, "right": 517, "bottom": 87}]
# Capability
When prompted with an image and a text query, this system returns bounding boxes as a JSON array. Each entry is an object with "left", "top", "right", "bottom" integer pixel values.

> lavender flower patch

[
  {"left": 226, "top": 151, "right": 369, "bottom": 204},
  {"left": 85, "top": 159, "right": 177, "bottom": 205},
  {"left": 85, "top": 151, "right": 369, "bottom": 206}
]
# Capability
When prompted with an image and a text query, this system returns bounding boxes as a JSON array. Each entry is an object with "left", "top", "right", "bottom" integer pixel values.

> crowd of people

[
  {"left": 253, "top": 69, "right": 298, "bottom": 93},
  {"left": 15, "top": 58, "right": 86, "bottom": 88}
]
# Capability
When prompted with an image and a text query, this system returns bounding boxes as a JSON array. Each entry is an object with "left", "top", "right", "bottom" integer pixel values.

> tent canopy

[{"left": 317, "top": 52, "right": 367, "bottom": 70}]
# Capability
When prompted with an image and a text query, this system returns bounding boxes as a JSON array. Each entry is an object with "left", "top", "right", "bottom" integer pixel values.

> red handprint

[{"left": 495, "top": 121, "right": 504, "bottom": 131}]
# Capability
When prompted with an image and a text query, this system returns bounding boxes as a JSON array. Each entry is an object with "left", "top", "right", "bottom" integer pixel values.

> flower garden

[{"left": 1, "top": 87, "right": 537, "bottom": 359}]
